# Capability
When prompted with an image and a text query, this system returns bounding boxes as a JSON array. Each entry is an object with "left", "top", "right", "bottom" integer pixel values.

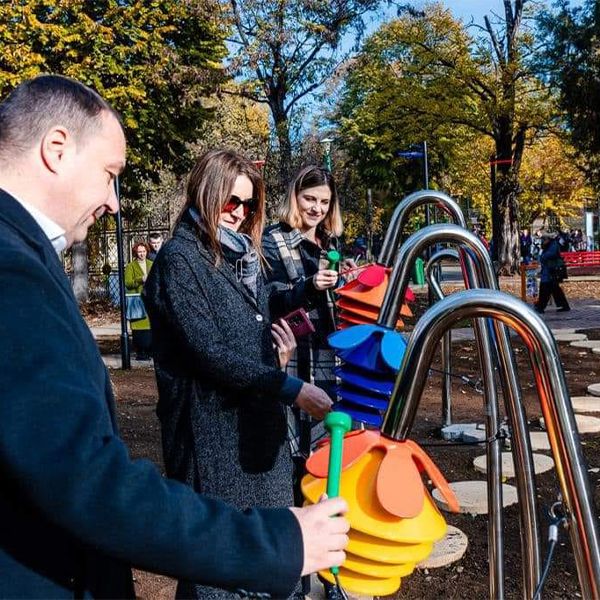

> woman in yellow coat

[{"left": 125, "top": 242, "right": 153, "bottom": 360}]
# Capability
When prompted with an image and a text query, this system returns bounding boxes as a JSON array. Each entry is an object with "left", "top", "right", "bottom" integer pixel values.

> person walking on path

[
  {"left": 535, "top": 233, "right": 570, "bottom": 314},
  {"left": 143, "top": 150, "right": 335, "bottom": 599},
  {"left": 0, "top": 75, "right": 348, "bottom": 599}
]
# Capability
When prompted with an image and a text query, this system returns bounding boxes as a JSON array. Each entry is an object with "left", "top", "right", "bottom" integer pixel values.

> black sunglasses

[{"left": 223, "top": 195, "right": 259, "bottom": 217}]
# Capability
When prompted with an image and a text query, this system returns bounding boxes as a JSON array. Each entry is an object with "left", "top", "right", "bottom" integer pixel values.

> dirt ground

[{"left": 99, "top": 280, "right": 600, "bottom": 599}]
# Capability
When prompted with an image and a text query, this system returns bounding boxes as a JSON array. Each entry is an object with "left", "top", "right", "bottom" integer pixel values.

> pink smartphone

[{"left": 283, "top": 308, "right": 315, "bottom": 339}]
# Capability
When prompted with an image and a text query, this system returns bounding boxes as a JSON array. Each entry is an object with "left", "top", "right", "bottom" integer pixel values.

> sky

[
  {"left": 443, "top": 1, "right": 519, "bottom": 25},
  {"left": 442, "top": 0, "right": 585, "bottom": 25}
]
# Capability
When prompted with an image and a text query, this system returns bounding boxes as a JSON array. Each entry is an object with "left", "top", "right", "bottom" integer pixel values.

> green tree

[
  {"left": 538, "top": 0, "right": 600, "bottom": 186},
  {"left": 0, "top": 0, "right": 228, "bottom": 216},
  {"left": 334, "top": 2, "right": 553, "bottom": 272},
  {"left": 518, "top": 134, "right": 591, "bottom": 228},
  {"left": 143, "top": 91, "right": 272, "bottom": 223},
  {"left": 224, "top": 0, "right": 381, "bottom": 198}
]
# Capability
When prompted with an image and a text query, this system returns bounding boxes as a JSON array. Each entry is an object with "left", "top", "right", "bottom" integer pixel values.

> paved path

[{"left": 90, "top": 291, "right": 600, "bottom": 350}]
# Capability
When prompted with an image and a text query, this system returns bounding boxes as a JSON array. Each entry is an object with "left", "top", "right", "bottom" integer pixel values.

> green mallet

[
  {"left": 327, "top": 249, "right": 341, "bottom": 271},
  {"left": 324, "top": 411, "right": 352, "bottom": 577}
]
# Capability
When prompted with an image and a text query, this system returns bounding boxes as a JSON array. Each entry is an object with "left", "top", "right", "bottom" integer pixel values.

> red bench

[{"left": 561, "top": 251, "right": 600, "bottom": 267}]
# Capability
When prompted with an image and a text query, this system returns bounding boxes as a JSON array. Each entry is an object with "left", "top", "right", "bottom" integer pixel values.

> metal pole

[
  {"left": 426, "top": 248, "right": 460, "bottom": 428},
  {"left": 422, "top": 140, "right": 429, "bottom": 189},
  {"left": 377, "top": 190, "right": 466, "bottom": 267},
  {"left": 114, "top": 176, "right": 130, "bottom": 370},
  {"left": 366, "top": 188, "right": 373, "bottom": 262}
]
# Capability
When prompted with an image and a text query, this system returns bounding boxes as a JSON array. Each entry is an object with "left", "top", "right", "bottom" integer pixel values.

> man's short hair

[
  {"left": 0, "top": 74, "right": 119, "bottom": 161},
  {"left": 148, "top": 233, "right": 164, "bottom": 241}
]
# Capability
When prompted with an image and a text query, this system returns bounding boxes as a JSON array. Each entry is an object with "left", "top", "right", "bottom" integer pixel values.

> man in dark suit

[{"left": 0, "top": 74, "right": 348, "bottom": 599}]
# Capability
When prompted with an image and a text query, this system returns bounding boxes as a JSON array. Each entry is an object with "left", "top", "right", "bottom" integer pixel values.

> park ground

[{"left": 89, "top": 278, "right": 600, "bottom": 599}]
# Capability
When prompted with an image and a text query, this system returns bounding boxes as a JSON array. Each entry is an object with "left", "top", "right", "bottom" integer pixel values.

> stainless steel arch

[
  {"left": 382, "top": 288, "right": 600, "bottom": 599},
  {"left": 378, "top": 190, "right": 466, "bottom": 266},
  {"left": 377, "top": 223, "right": 540, "bottom": 599}
]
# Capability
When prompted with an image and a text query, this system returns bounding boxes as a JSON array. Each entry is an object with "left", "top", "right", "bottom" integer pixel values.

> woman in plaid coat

[{"left": 262, "top": 166, "right": 355, "bottom": 487}]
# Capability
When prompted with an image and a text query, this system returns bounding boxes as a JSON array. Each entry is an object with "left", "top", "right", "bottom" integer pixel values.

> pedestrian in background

[
  {"left": 147, "top": 231, "right": 163, "bottom": 260},
  {"left": 535, "top": 233, "right": 570, "bottom": 314},
  {"left": 124, "top": 241, "right": 153, "bottom": 360}
]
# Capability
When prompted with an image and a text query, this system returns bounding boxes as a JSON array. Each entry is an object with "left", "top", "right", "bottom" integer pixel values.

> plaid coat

[{"left": 263, "top": 223, "right": 339, "bottom": 456}]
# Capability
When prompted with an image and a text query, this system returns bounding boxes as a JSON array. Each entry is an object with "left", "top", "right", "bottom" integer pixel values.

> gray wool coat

[{"left": 143, "top": 214, "right": 298, "bottom": 599}]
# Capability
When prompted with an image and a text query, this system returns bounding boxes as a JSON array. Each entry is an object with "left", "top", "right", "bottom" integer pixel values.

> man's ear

[{"left": 40, "top": 126, "right": 71, "bottom": 174}]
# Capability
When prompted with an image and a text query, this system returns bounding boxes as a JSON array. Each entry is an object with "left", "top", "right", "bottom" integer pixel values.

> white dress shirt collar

[{"left": 11, "top": 194, "right": 68, "bottom": 254}]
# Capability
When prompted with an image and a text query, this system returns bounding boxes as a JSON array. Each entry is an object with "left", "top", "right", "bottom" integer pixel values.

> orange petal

[
  {"left": 407, "top": 440, "right": 460, "bottom": 513},
  {"left": 376, "top": 446, "right": 425, "bottom": 518},
  {"left": 306, "top": 430, "right": 379, "bottom": 478}
]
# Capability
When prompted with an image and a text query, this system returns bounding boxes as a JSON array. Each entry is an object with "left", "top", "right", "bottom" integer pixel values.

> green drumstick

[
  {"left": 327, "top": 249, "right": 341, "bottom": 271},
  {"left": 324, "top": 411, "right": 352, "bottom": 576}
]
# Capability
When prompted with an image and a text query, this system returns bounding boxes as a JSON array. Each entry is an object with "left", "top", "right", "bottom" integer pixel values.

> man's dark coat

[{"left": 0, "top": 190, "right": 302, "bottom": 599}]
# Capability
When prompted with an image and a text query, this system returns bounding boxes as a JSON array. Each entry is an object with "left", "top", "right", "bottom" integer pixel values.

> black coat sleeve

[{"left": 0, "top": 249, "right": 303, "bottom": 597}]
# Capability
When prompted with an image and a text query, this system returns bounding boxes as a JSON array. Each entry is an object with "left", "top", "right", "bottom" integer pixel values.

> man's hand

[
  {"left": 294, "top": 382, "right": 332, "bottom": 420},
  {"left": 289, "top": 498, "right": 349, "bottom": 576},
  {"left": 313, "top": 269, "right": 339, "bottom": 291}
]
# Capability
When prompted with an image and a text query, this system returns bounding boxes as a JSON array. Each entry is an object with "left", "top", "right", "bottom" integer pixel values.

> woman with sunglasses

[{"left": 143, "top": 150, "right": 332, "bottom": 600}]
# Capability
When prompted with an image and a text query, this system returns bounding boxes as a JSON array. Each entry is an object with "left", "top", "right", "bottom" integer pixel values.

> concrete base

[
  {"left": 553, "top": 333, "right": 588, "bottom": 342},
  {"left": 102, "top": 354, "right": 154, "bottom": 369},
  {"left": 529, "top": 431, "right": 551, "bottom": 451},
  {"left": 418, "top": 526, "right": 468, "bottom": 569},
  {"left": 593, "top": 347, "right": 600, "bottom": 356},
  {"left": 441, "top": 423, "right": 483, "bottom": 441},
  {"left": 571, "top": 396, "right": 600, "bottom": 413},
  {"left": 570, "top": 340, "right": 600, "bottom": 349},
  {"left": 541, "top": 413, "right": 600, "bottom": 434},
  {"left": 587, "top": 383, "right": 600, "bottom": 397},
  {"left": 432, "top": 481, "right": 518, "bottom": 515},
  {"left": 473, "top": 452, "right": 554, "bottom": 478},
  {"left": 461, "top": 427, "right": 487, "bottom": 443},
  {"left": 551, "top": 328, "right": 577, "bottom": 335}
]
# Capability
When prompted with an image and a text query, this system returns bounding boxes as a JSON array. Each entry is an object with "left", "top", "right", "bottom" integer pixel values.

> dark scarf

[{"left": 189, "top": 207, "right": 259, "bottom": 298}]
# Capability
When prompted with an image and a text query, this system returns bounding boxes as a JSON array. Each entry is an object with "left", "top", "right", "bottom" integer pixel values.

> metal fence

[{"left": 63, "top": 216, "right": 170, "bottom": 303}]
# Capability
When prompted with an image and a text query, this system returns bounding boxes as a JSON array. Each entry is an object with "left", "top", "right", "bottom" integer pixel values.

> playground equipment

[
  {"left": 331, "top": 188, "right": 542, "bottom": 597},
  {"left": 377, "top": 223, "right": 541, "bottom": 599},
  {"left": 303, "top": 429, "right": 459, "bottom": 595},
  {"left": 382, "top": 289, "right": 600, "bottom": 599}
]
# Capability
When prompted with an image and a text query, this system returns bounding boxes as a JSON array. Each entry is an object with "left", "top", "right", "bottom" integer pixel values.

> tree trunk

[
  {"left": 272, "top": 109, "right": 293, "bottom": 201},
  {"left": 492, "top": 169, "right": 521, "bottom": 274},
  {"left": 71, "top": 241, "right": 89, "bottom": 303}
]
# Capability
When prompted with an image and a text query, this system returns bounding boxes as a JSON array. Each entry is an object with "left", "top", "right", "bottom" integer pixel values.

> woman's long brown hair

[{"left": 175, "top": 149, "right": 266, "bottom": 263}]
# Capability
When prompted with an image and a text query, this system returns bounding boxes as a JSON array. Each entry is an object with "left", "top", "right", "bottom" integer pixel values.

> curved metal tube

[
  {"left": 382, "top": 289, "right": 600, "bottom": 599},
  {"left": 426, "top": 249, "right": 460, "bottom": 427},
  {"left": 379, "top": 224, "right": 540, "bottom": 599},
  {"left": 377, "top": 190, "right": 466, "bottom": 267},
  {"left": 426, "top": 248, "right": 460, "bottom": 302}
]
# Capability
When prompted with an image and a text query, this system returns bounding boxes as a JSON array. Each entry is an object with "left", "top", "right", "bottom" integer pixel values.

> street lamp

[
  {"left": 114, "top": 176, "right": 130, "bottom": 370},
  {"left": 320, "top": 137, "right": 334, "bottom": 172}
]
